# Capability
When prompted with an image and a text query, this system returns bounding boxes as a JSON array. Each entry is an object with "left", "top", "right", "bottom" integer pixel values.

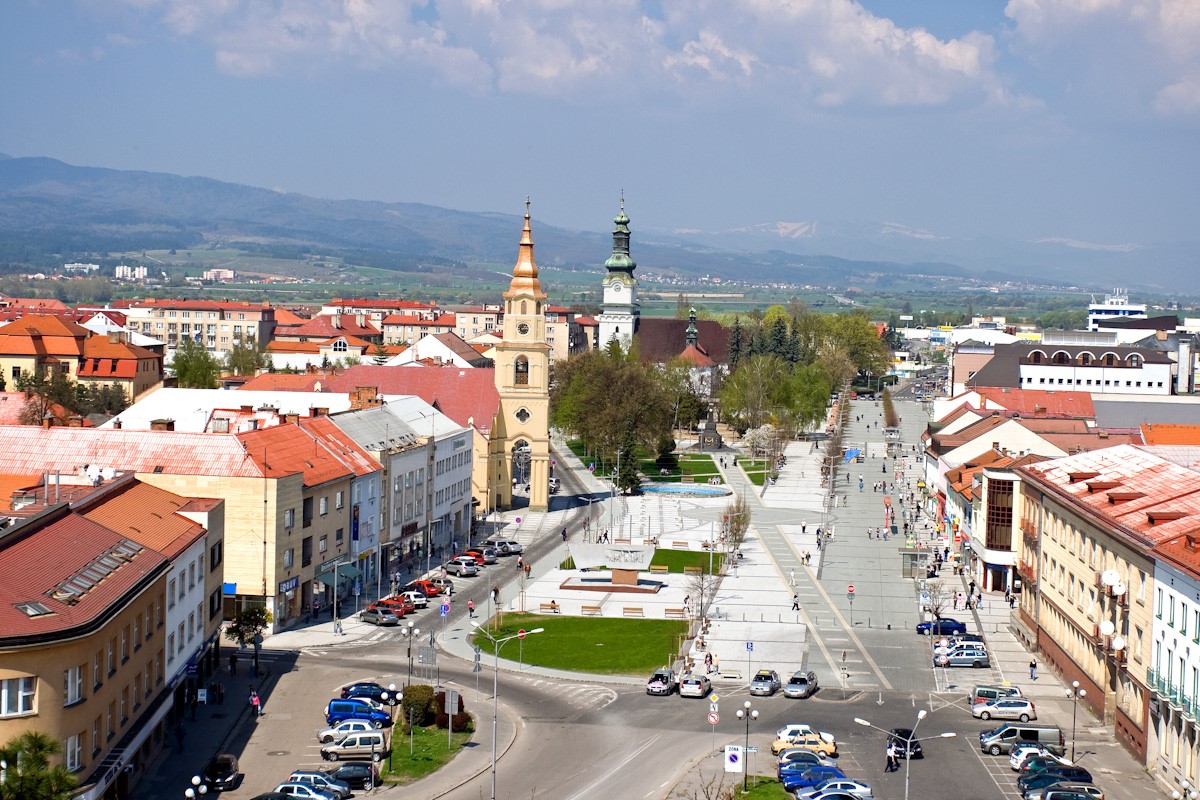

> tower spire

[
  {"left": 605, "top": 196, "right": 635, "bottom": 273},
  {"left": 507, "top": 197, "right": 544, "bottom": 297}
]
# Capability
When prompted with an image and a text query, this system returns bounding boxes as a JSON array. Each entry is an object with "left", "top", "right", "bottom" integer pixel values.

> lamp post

[
  {"left": 402, "top": 621, "right": 421, "bottom": 686},
  {"left": 470, "top": 622, "right": 545, "bottom": 800},
  {"left": 1066, "top": 680, "right": 1086, "bottom": 762},
  {"left": 185, "top": 775, "right": 208, "bottom": 799},
  {"left": 854, "top": 710, "right": 956, "bottom": 800},
  {"left": 735, "top": 700, "right": 758, "bottom": 792},
  {"left": 1172, "top": 779, "right": 1199, "bottom": 799},
  {"left": 381, "top": 683, "right": 400, "bottom": 725}
]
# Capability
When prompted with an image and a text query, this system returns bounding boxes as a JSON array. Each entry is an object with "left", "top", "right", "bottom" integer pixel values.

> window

[
  {"left": 121, "top": 627, "right": 130, "bottom": 663},
  {"left": 93, "top": 652, "right": 102, "bottom": 689},
  {"left": 133, "top": 673, "right": 142, "bottom": 710},
  {"left": 177, "top": 623, "right": 185, "bottom": 654},
  {"left": 302, "top": 537, "right": 313, "bottom": 567},
  {"left": 302, "top": 498, "right": 313, "bottom": 528},
  {"left": 64, "top": 665, "right": 84, "bottom": 706},
  {"left": 320, "top": 497, "right": 329, "bottom": 516},
  {"left": 92, "top": 717, "right": 101, "bottom": 757},
  {"left": 168, "top": 578, "right": 176, "bottom": 608},
  {"left": 284, "top": 548, "right": 294, "bottom": 569},
  {"left": 0, "top": 677, "right": 36, "bottom": 717},
  {"left": 336, "top": 491, "right": 344, "bottom": 510},
  {"left": 178, "top": 578, "right": 186, "bottom": 601},
  {"left": 210, "top": 540, "right": 223, "bottom": 570},
  {"left": 133, "top": 616, "right": 141, "bottom": 650},
  {"left": 64, "top": 733, "right": 82, "bottom": 772},
  {"left": 119, "top": 686, "right": 129, "bottom": 724},
  {"left": 336, "top": 527, "right": 344, "bottom": 544},
  {"left": 167, "top": 633, "right": 175, "bottom": 661},
  {"left": 107, "top": 639, "right": 115, "bottom": 675},
  {"left": 106, "top": 702, "right": 115, "bottom": 740},
  {"left": 189, "top": 562, "right": 196, "bottom": 588},
  {"left": 319, "top": 535, "right": 328, "bottom": 554},
  {"left": 144, "top": 608, "right": 153, "bottom": 640},
  {"left": 209, "top": 588, "right": 221, "bottom": 619},
  {"left": 285, "top": 508, "right": 295, "bottom": 528}
]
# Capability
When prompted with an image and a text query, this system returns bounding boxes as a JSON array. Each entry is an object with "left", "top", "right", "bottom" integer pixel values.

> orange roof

[
  {"left": 279, "top": 315, "right": 380, "bottom": 339},
  {"left": 2, "top": 297, "right": 71, "bottom": 311},
  {"left": 267, "top": 340, "right": 324, "bottom": 354},
  {"left": 298, "top": 417, "right": 380, "bottom": 477},
  {"left": 0, "top": 314, "right": 89, "bottom": 337},
  {"left": 237, "top": 373, "right": 331, "bottom": 391},
  {"left": 1141, "top": 424, "right": 1200, "bottom": 446},
  {"left": 973, "top": 388, "right": 1095, "bottom": 419},
  {"left": 239, "top": 423, "right": 357, "bottom": 487},
  {"left": 130, "top": 299, "right": 272, "bottom": 312},
  {"left": 0, "top": 474, "right": 42, "bottom": 510},
  {"left": 381, "top": 313, "right": 457, "bottom": 327},
  {"left": 677, "top": 344, "right": 717, "bottom": 367},
  {"left": 77, "top": 480, "right": 212, "bottom": 560},
  {"left": 574, "top": 316, "right": 599, "bottom": 326},
  {"left": 273, "top": 307, "right": 310, "bottom": 326}
]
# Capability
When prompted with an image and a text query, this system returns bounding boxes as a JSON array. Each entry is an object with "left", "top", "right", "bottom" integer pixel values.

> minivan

[
  {"left": 324, "top": 699, "right": 390, "bottom": 728},
  {"left": 979, "top": 723, "right": 1065, "bottom": 756},
  {"left": 320, "top": 730, "right": 389, "bottom": 762},
  {"left": 971, "top": 684, "right": 1023, "bottom": 706}
]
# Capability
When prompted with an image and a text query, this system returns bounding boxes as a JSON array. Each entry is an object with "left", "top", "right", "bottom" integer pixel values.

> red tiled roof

[
  {"left": 1141, "top": 424, "right": 1200, "bottom": 446},
  {"left": 236, "top": 373, "right": 331, "bottom": 391},
  {"left": 0, "top": 508, "right": 168, "bottom": 641},
  {"left": 239, "top": 423, "right": 356, "bottom": 486},
  {"left": 2, "top": 297, "right": 71, "bottom": 312},
  {"left": 267, "top": 340, "right": 323, "bottom": 354},
  {"left": 329, "top": 298, "right": 435, "bottom": 310},
  {"left": 573, "top": 316, "right": 599, "bottom": 326},
  {"left": 77, "top": 480, "right": 212, "bottom": 560},
  {"left": 323, "top": 365, "right": 499, "bottom": 434},
  {"left": 677, "top": 344, "right": 717, "bottom": 367},
  {"left": 381, "top": 313, "right": 458, "bottom": 327},
  {"left": 273, "top": 307, "right": 309, "bottom": 326},
  {"left": 972, "top": 388, "right": 1095, "bottom": 419},
  {"left": 278, "top": 315, "right": 380, "bottom": 339},
  {"left": 298, "top": 417, "right": 380, "bottom": 477},
  {"left": 0, "top": 393, "right": 83, "bottom": 426},
  {"left": 636, "top": 318, "right": 730, "bottom": 365}
]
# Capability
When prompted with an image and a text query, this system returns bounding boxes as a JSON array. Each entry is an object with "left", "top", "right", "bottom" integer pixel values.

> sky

[{"left": 1, "top": 0, "right": 1198, "bottom": 248}]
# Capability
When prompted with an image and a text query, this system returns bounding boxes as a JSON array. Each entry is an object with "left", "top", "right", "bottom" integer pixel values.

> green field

[
  {"left": 383, "top": 726, "right": 473, "bottom": 785},
  {"left": 472, "top": 613, "right": 687, "bottom": 675},
  {"left": 639, "top": 453, "right": 719, "bottom": 483},
  {"left": 740, "top": 777, "right": 793, "bottom": 798},
  {"left": 741, "top": 460, "right": 771, "bottom": 486}
]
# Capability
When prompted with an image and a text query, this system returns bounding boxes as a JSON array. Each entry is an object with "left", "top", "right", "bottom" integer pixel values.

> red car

[
  {"left": 459, "top": 551, "right": 487, "bottom": 566},
  {"left": 405, "top": 580, "right": 441, "bottom": 598},
  {"left": 373, "top": 596, "right": 415, "bottom": 616}
]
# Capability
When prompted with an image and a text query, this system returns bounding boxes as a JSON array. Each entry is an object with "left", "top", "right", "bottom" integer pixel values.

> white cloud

[{"left": 112, "top": 0, "right": 1004, "bottom": 108}]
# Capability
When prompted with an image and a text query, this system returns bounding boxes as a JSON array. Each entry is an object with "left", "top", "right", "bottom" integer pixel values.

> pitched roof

[
  {"left": 0, "top": 392, "right": 81, "bottom": 426},
  {"left": 322, "top": 365, "right": 498, "bottom": 433},
  {"left": 238, "top": 423, "right": 357, "bottom": 487},
  {"left": 235, "top": 373, "right": 330, "bottom": 392},
  {"left": 636, "top": 318, "right": 730, "bottom": 365},
  {"left": 128, "top": 299, "right": 273, "bottom": 312},
  {"left": 77, "top": 479, "right": 212, "bottom": 560},
  {"left": 0, "top": 296, "right": 71, "bottom": 312},
  {"left": 272, "top": 307, "right": 310, "bottom": 326},
  {"left": 296, "top": 417, "right": 381, "bottom": 477},
  {"left": 972, "top": 388, "right": 1095, "bottom": 419},
  {"left": 1141, "top": 424, "right": 1200, "bottom": 446},
  {"left": 380, "top": 313, "right": 458, "bottom": 327},
  {"left": 327, "top": 405, "right": 422, "bottom": 453},
  {"left": 677, "top": 344, "right": 717, "bottom": 367},
  {"left": 278, "top": 315, "right": 380, "bottom": 339},
  {"left": 432, "top": 332, "right": 492, "bottom": 366}
]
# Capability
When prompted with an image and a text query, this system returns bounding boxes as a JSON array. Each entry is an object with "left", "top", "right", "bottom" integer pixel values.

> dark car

[
  {"left": 1017, "top": 768, "right": 1093, "bottom": 793},
  {"left": 249, "top": 795, "right": 291, "bottom": 800},
  {"left": 888, "top": 729, "right": 924, "bottom": 759},
  {"left": 1021, "top": 754, "right": 1072, "bottom": 774},
  {"left": 340, "top": 682, "right": 398, "bottom": 706},
  {"left": 323, "top": 763, "right": 379, "bottom": 791},
  {"left": 202, "top": 753, "right": 240, "bottom": 791},
  {"left": 916, "top": 618, "right": 968, "bottom": 636}
]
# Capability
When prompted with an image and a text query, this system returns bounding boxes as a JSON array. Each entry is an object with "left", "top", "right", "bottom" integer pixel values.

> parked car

[
  {"left": 975, "top": 684, "right": 1024, "bottom": 706},
  {"left": 482, "top": 539, "right": 512, "bottom": 555},
  {"left": 646, "top": 668, "right": 677, "bottom": 696},
  {"left": 360, "top": 607, "right": 400, "bottom": 626},
  {"left": 980, "top": 723, "right": 1066, "bottom": 756},
  {"left": 324, "top": 699, "right": 390, "bottom": 728},
  {"left": 777, "top": 750, "right": 835, "bottom": 769},
  {"left": 445, "top": 557, "right": 478, "bottom": 576},
  {"left": 1017, "top": 768, "right": 1093, "bottom": 794},
  {"left": 916, "top": 618, "right": 968, "bottom": 636},
  {"left": 950, "top": 633, "right": 987, "bottom": 646},
  {"left": 404, "top": 579, "right": 442, "bottom": 597},
  {"left": 782, "top": 766, "right": 846, "bottom": 791},
  {"left": 341, "top": 682, "right": 399, "bottom": 706},
  {"left": 374, "top": 595, "right": 416, "bottom": 616},
  {"left": 399, "top": 590, "right": 429, "bottom": 609},
  {"left": 202, "top": 753, "right": 240, "bottom": 791},
  {"left": 322, "top": 763, "right": 379, "bottom": 791},
  {"left": 974, "top": 698, "right": 1037, "bottom": 722},
  {"left": 317, "top": 719, "right": 375, "bottom": 744},
  {"left": 784, "top": 670, "right": 818, "bottom": 699},
  {"left": 749, "top": 669, "right": 782, "bottom": 696},
  {"left": 1010, "top": 743, "right": 1053, "bottom": 770},
  {"left": 272, "top": 783, "right": 339, "bottom": 800},
  {"left": 287, "top": 771, "right": 350, "bottom": 799},
  {"left": 777, "top": 723, "right": 836, "bottom": 743},
  {"left": 427, "top": 577, "right": 455, "bottom": 595},
  {"left": 1020, "top": 754, "right": 1074, "bottom": 774},
  {"left": 771, "top": 733, "right": 837, "bottom": 757},
  {"left": 460, "top": 550, "right": 490, "bottom": 566},
  {"left": 679, "top": 673, "right": 712, "bottom": 698},
  {"left": 887, "top": 729, "right": 924, "bottom": 759},
  {"left": 935, "top": 648, "right": 990, "bottom": 668},
  {"left": 797, "top": 778, "right": 874, "bottom": 799},
  {"left": 1036, "top": 785, "right": 1105, "bottom": 800},
  {"left": 320, "top": 729, "right": 389, "bottom": 762}
]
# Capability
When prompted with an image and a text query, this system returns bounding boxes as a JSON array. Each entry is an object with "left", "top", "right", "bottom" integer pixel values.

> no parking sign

[{"left": 724, "top": 745, "right": 743, "bottom": 773}]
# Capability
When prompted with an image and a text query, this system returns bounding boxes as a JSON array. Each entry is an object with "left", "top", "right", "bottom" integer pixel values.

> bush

[
  {"left": 433, "top": 690, "right": 474, "bottom": 732},
  {"left": 400, "top": 684, "right": 435, "bottom": 728}
]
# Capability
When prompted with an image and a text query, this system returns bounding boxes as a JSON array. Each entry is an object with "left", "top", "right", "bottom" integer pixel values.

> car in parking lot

[
  {"left": 781, "top": 766, "right": 846, "bottom": 791},
  {"left": 784, "top": 670, "right": 818, "bottom": 699},
  {"left": 360, "top": 606, "right": 400, "bottom": 626},
  {"left": 1017, "top": 767, "right": 1094, "bottom": 794},
  {"left": 428, "top": 577, "right": 455, "bottom": 595},
  {"left": 771, "top": 732, "right": 837, "bottom": 757},
  {"left": 324, "top": 698, "right": 390, "bottom": 728},
  {"left": 399, "top": 590, "right": 428, "bottom": 609},
  {"left": 287, "top": 771, "right": 350, "bottom": 799},
  {"left": 750, "top": 669, "right": 782, "bottom": 696},
  {"left": 1036, "top": 785, "right": 1104, "bottom": 800},
  {"left": 322, "top": 764, "right": 379, "bottom": 791},
  {"left": 679, "top": 673, "right": 712, "bottom": 698},
  {"left": 272, "top": 783, "right": 339, "bottom": 800},
  {"left": 777, "top": 749, "right": 835, "bottom": 769},
  {"left": 1010, "top": 743, "right": 1053, "bottom": 770},
  {"left": 797, "top": 778, "right": 874, "bottom": 799},
  {"left": 374, "top": 595, "right": 416, "bottom": 616},
  {"left": 646, "top": 668, "right": 677, "bottom": 696},
  {"left": 445, "top": 557, "right": 478, "bottom": 576},
  {"left": 486, "top": 539, "right": 522, "bottom": 555},
  {"left": 887, "top": 729, "right": 924, "bottom": 759},
  {"left": 916, "top": 618, "right": 968, "bottom": 636},
  {"left": 934, "top": 647, "right": 990, "bottom": 668},
  {"left": 1020, "top": 754, "right": 1074, "bottom": 774},
  {"left": 202, "top": 753, "right": 240, "bottom": 791},
  {"left": 341, "top": 681, "right": 398, "bottom": 706},
  {"left": 317, "top": 719, "right": 375, "bottom": 743},
  {"left": 974, "top": 698, "right": 1037, "bottom": 722},
  {"left": 777, "top": 723, "right": 836, "bottom": 743},
  {"left": 404, "top": 579, "right": 442, "bottom": 598}
]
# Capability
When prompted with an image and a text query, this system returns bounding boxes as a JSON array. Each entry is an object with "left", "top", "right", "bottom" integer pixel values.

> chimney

[
  {"left": 67, "top": 416, "right": 84, "bottom": 428},
  {"left": 107, "top": 330, "right": 122, "bottom": 344},
  {"left": 356, "top": 314, "right": 365, "bottom": 327},
  {"left": 350, "top": 386, "right": 382, "bottom": 410},
  {"left": 112, "top": 418, "right": 122, "bottom": 430},
  {"left": 150, "top": 418, "right": 175, "bottom": 431},
  {"left": 312, "top": 407, "right": 329, "bottom": 417},
  {"left": 992, "top": 441, "right": 1000, "bottom": 451},
  {"left": 285, "top": 413, "right": 300, "bottom": 425},
  {"left": 332, "top": 313, "right": 341, "bottom": 329}
]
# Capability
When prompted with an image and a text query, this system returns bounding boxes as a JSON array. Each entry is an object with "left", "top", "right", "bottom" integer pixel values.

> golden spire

[{"left": 506, "top": 196, "right": 545, "bottom": 298}]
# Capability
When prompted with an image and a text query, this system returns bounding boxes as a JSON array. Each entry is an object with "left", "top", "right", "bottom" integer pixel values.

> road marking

[{"left": 563, "top": 733, "right": 662, "bottom": 800}]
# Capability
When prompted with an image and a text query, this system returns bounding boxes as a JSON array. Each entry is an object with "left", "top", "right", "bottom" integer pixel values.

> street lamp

[
  {"left": 470, "top": 621, "right": 544, "bottom": 800},
  {"left": 735, "top": 700, "right": 758, "bottom": 792},
  {"left": 1172, "top": 779, "right": 1199, "bottom": 799},
  {"left": 854, "top": 710, "right": 956, "bottom": 800},
  {"left": 1066, "top": 680, "right": 1086, "bottom": 762},
  {"left": 185, "top": 775, "right": 208, "bottom": 798},
  {"left": 381, "top": 683, "right": 401, "bottom": 725},
  {"left": 402, "top": 621, "right": 421, "bottom": 686}
]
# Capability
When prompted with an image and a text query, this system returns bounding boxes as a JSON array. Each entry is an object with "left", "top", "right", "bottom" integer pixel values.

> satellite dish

[
  {"left": 1099, "top": 620, "right": 1116, "bottom": 636},
  {"left": 1101, "top": 569, "right": 1119, "bottom": 587},
  {"left": 1111, "top": 636, "right": 1126, "bottom": 651},
  {"left": 1113, "top": 583, "right": 1126, "bottom": 596}
]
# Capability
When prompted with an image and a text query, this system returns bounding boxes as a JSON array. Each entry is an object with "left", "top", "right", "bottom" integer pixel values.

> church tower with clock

[
  {"left": 491, "top": 200, "right": 552, "bottom": 512},
  {"left": 597, "top": 199, "right": 639, "bottom": 348}
]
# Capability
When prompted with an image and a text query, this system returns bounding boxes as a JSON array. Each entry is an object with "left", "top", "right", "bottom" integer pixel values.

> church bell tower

[
  {"left": 597, "top": 198, "right": 639, "bottom": 348},
  {"left": 492, "top": 199, "right": 552, "bottom": 512}
]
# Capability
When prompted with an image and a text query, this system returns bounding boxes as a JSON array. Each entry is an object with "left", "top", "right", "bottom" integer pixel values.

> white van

[{"left": 321, "top": 729, "right": 390, "bottom": 762}]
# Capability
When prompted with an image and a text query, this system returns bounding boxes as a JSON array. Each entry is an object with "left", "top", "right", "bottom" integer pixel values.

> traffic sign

[
  {"left": 848, "top": 584, "right": 855, "bottom": 594},
  {"left": 709, "top": 693, "right": 719, "bottom": 703},
  {"left": 710, "top": 702, "right": 719, "bottom": 713},
  {"left": 439, "top": 603, "right": 450, "bottom": 617},
  {"left": 724, "top": 745, "right": 743, "bottom": 773},
  {"left": 517, "top": 629, "right": 527, "bottom": 639},
  {"left": 708, "top": 711, "right": 719, "bottom": 725},
  {"left": 745, "top": 641, "right": 754, "bottom": 652}
]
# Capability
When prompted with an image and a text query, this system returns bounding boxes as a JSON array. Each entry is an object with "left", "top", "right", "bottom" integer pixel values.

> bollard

[{"left": 887, "top": 623, "right": 891, "bottom": 630}]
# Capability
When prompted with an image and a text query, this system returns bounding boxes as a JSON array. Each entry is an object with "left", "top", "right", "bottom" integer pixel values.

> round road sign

[
  {"left": 517, "top": 629, "right": 527, "bottom": 640},
  {"left": 848, "top": 584, "right": 855, "bottom": 594},
  {"left": 708, "top": 711, "right": 720, "bottom": 725}
]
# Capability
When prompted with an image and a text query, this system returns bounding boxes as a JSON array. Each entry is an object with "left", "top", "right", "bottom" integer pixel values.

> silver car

[
  {"left": 445, "top": 557, "right": 478, "bottom": 577},
  {"left": 359, "top": 607, "right": 399, "bottom": 626},
  {"left": 749, "top": 669, "right": 781, "bottom": 696},
  {"left": 288, "top": 771, "right": 351, "bottom": 799},
  {"left": 972, "top": 698, "right": 1037, "bottom": 722},
  {"left": 482, "top": 539, "right": 512, "bottom": 555},
  {"left": 784, "top": 670, "right": 818, "bottom": 699},
  {"left": 317, "top": 719, "right": 374, "bottom": 743}
]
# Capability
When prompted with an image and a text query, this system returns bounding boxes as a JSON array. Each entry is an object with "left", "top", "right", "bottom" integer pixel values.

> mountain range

[{"left": 0, "top": 154, "right": 1191, "bottom": 293}]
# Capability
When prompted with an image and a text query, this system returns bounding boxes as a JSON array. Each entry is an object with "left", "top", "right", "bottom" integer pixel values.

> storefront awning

[
  {"left": 314, "top": 572, "right": 338, "bottom": 587},
  {"left": 337, "top": 564, "right": 362, "bottom": 579}
]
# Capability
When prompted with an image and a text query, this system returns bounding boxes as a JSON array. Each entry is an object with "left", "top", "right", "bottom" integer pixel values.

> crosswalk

[{"left": 518, "top": 676, "right": 619, "bottom": 715}]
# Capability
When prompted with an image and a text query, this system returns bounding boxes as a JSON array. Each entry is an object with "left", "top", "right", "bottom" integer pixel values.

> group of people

[{"left": 884, "top": 740, "right": 904, "bottom": 772}]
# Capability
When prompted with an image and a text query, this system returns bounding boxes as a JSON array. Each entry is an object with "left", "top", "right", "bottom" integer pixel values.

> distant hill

[{"left": 0, "top": 156, "right": 1190, "bottom": 292}]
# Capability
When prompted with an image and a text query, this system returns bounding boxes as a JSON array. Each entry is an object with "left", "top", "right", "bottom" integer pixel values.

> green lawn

[
  {"left": 472, "top": 613, "right": 687, "bottom": 675},
  {"left": 740, "top": 777, "right": 793, "bottom": 798},
  {"left": 383, "top": 726, "right": 473, "bottom": 784},
  {"left": 560, "top": 549, "right": 721, "bottom": 574},
  {"left": 639, "top": 453, "right": 720, "bottom": 483},
  {"left": 742, "top": 461, "right": 770, "bottom": 486}
]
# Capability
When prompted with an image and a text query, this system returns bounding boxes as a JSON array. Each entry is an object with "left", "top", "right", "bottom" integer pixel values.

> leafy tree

[
  {"left": 172, "top": 336, "right": 220, "bottom": 388},
  {"left": 615, "top": 423, "right": 640, "bottom": 494},
  {"left": 16, "top": 368, "right": 75, "bottom": 425},
  {"left": 224, "top": 606, "right": 273, "bottom": 648},
  {"left": 675, "top": 293, "right": 690, "bottom": 318},
  {"left": 0, "top": 730, "right": 77, "bottom": 800},
  {"left": 718, "top": 354, "right": 788, "bottom": 430},
  {"left": 224, "top": 337, "right": 269, "bottom": 376},
  {"left": 882, "top": 387, "right": 900, "bottom": 428},
  {"left": 723, "top": 492, "right": 751, "bottom": 554}
]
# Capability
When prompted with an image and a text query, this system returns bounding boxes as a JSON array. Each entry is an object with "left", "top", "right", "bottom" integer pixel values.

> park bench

[
  {"left": 683, "top": 566, "right": 702, "bottom": 576},
  {"left": 671, "top": 541, "right": 690, "bottom": 550},
  {"left": 664, "top": 608, "right": 686, "bottom": 619},
  {"left": 539, "top": 602, "right": 561, "bottom": 614},
  {"left": 581, "top": 605, "right": 603, "bottom": 616},
  {"left": 649, "top": 565, "right": 669, "bottom": 575},
  {"left": 622, "top": 607, "right": 644, "bottom": 618},
  {"left": 717, "top": 669, "right": 742, "bottom": 681},
  {"left": 643, "top": 538, "right": 658, "bottom": 546},
  {"left": 614, "top": 538, "right": 631, "bottom": 545}
]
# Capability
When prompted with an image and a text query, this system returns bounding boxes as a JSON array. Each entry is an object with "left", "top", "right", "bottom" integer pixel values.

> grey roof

[
  {"left": 326, "top": 405, "right": 421, "bottom": 453},
  {"left": 1096, "top": 314, "right": 1180, "bottom": 331},
  {"left": 1094, "top": 399, "right": 1200, "bottom": 428},
  {"left": 1130, "top": 331, "right": 1199, "bottom": 353},
  {"left": 1004, "top": 342, "right": 1174, "bottom": 363},
  {"left": 1139, "top": 445, "right": 1200, "bottom": 471},
  {"left": 965, "top": 352, "right": 1021, "bottom": 389}
]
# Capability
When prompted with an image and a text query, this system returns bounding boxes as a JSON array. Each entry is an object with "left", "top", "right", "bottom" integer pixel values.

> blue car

[
  {"left": 782, "top": 766, "right": 846, "bottom": 791},
  {"left": 916, "top": 618, "right": 967, "bottom": 636},
  {"left": 778, "top": 760, "right": 822, "bottom": 778}
]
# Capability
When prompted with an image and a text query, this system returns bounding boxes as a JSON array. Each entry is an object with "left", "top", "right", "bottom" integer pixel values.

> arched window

[
  {"left": 332, "top": 339, "right": 347, "bottom": 352},
  {"left": 1029, "top": 351, "right": 1044, "bottom": 364},
  {"left": 1102, "top": 353, "right": 1118, "bottom": 366},
  {"left": 1078, "top": 352, "right": 1093, "bottom": 366},
  {"left": 1053, "top": 351, "right": 1070, "bottom": 365},
  {"left": 1127, "top": 354, "right": 1141, "bottom": 367},
  {"left": 521, "top": 300, "right": 527, "bottom": 315},
  {"left": 514, "top": 355, "right": 529, "bottom": 386}
]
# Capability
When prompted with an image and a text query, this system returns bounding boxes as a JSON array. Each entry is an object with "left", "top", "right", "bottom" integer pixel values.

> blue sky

[{"left": 1, "top": 1, "right": 1197, "bottom": 248}]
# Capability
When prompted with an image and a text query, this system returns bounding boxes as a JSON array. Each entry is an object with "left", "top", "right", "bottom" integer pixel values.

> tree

[
  {"left": 723, "top": 493, "right": 751, "bottom": 555},
  {"left": 728, "top": 316, "right": 745, "bottom": 368},
  {"left": 0, "top": 731, "right": 77, "bottom": 800},
  {"left": 172, "top": 336, "right": 220, "bottom": 388},
  {"left": 224, "top": 337, "right": 269, "bottom": 377},
  {"left": 675, "top": 293, "right": 690, "bottom": 318},
  {"left": 686, "top": 571, "right": 720, "bottom": 621},
  {"left": 719, "top": 354, "right": 788, "bottom": 430},
  {"left": 225, "top": 606, "right": 273, "bottom": 648},
  {"left": 615, "top": 423, "right": 641, "bottom": 494},
  {"left": 924, "top": 580, "right": 951, "bottom": 620},
  {"left": 371, "top": 342, "right": 390, "bottom": 365},
  {"left": 16, "top": 368, "right": 75, "bottom": 425},
  {"left": 882, "top": 387, "right": 900, "bottom": 428}
]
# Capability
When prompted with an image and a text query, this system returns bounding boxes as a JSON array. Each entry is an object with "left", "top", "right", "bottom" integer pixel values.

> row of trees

[
  {"left": 9, "top": 369, "right": 129, "bottom": 423},
  {"left": 172, "top": 336, "right": 271, "bottom": 388}
]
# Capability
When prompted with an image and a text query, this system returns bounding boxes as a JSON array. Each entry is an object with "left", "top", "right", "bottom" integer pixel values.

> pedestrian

[
  {"left": 561, "top": 528, "right": 568, "bottom": 541},
  {"left": 228, "top": 652, "right": 238, "bottom": 675},
  {"left": 801, "top": 520, "right": 807, "bottom": 535},
  {"left": 251, "top": 652, "right": 260, "bottom": 676},
  {"left": 468, "top": 599, "right": 475, "bottom": 618},
  {"left": 493, "top": 586, "right": 500, "bottom": 605},
  {"left": 524, "top": 563, "right": 532, "bottom": 578},
  {"left": 1029, "top": 660, "right": 1037, "bottom": 680},
  {"left": 884, "top": 742, "right": 895, "bottom": 772},
  {"left": 789, "top": 569, "right": 796, "bottom": 586},
  {"left": 1009, "top": 593, "right": 1017, "bottom": 609},
  {"left": 969, "top": 580, "right": 976, "bottom": 596},
  {"left": 976, "top": 592, "right": 983, "bottom": 608},
  {"left": 312, "top": 597, "right": 320, "bottom": 618},
  {"left": 867, "top": 527, "right": 873, "bottom": 539},
  {"left": 516, "top": 555, "right": 524, "bottom": 570},
  {"left": 791, "top": 594, "right": 800, "bottom": 610},
  {"left": 713, "top": 654, "right": 720, "bottom": 674},
  {"left": 705, "top": 652, "right": 713, "bottom": 674},
  {"left": 250, "top": 690, "right": 262, "bottom": 717}
]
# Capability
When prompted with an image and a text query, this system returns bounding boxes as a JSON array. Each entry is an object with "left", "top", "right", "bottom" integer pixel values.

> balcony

[{"left": 1020, "top": 518, "right": 1035, "bottom": 536}]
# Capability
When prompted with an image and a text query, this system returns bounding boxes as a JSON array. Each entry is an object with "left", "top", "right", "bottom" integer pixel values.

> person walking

[
  {"left": 249, "top": 689, "right": 261, "bottom": 718},
  {"left": 516, "top": 555, "right": 524, "bottom": 570},
  {"left": 174, "top": 721, "right": 185, "bottom": 751},
  {"left": 228, "top": 652, "right": 238, "bottom": 675},
  {"left": 492, "top": 586, "right": 500, "bottom": 605},
  {"left": 969, "top": 580, "right": 976, "bottom": 596},
  {"left": 1029, "top": 660, "right": 1038, "bottom": 680},
  {"left": 561, "top": 528, "right": 568, "bottom": 541},
  {"left": 789, "top": 569, "right": 796, "bottom": 586},
  {"left": 791, "top": 593, "right": 800, "bottom": 611},
  {"left": 467, "top": 599, "right": 475, "bottom": 619}
]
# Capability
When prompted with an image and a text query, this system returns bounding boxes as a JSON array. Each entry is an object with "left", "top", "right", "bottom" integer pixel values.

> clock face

[
  {"left": 517, "top": 322, "right": 530, "bottom": 335},
  {"left": 610, "top": 283, "right": 622, "bottom": 293}
]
